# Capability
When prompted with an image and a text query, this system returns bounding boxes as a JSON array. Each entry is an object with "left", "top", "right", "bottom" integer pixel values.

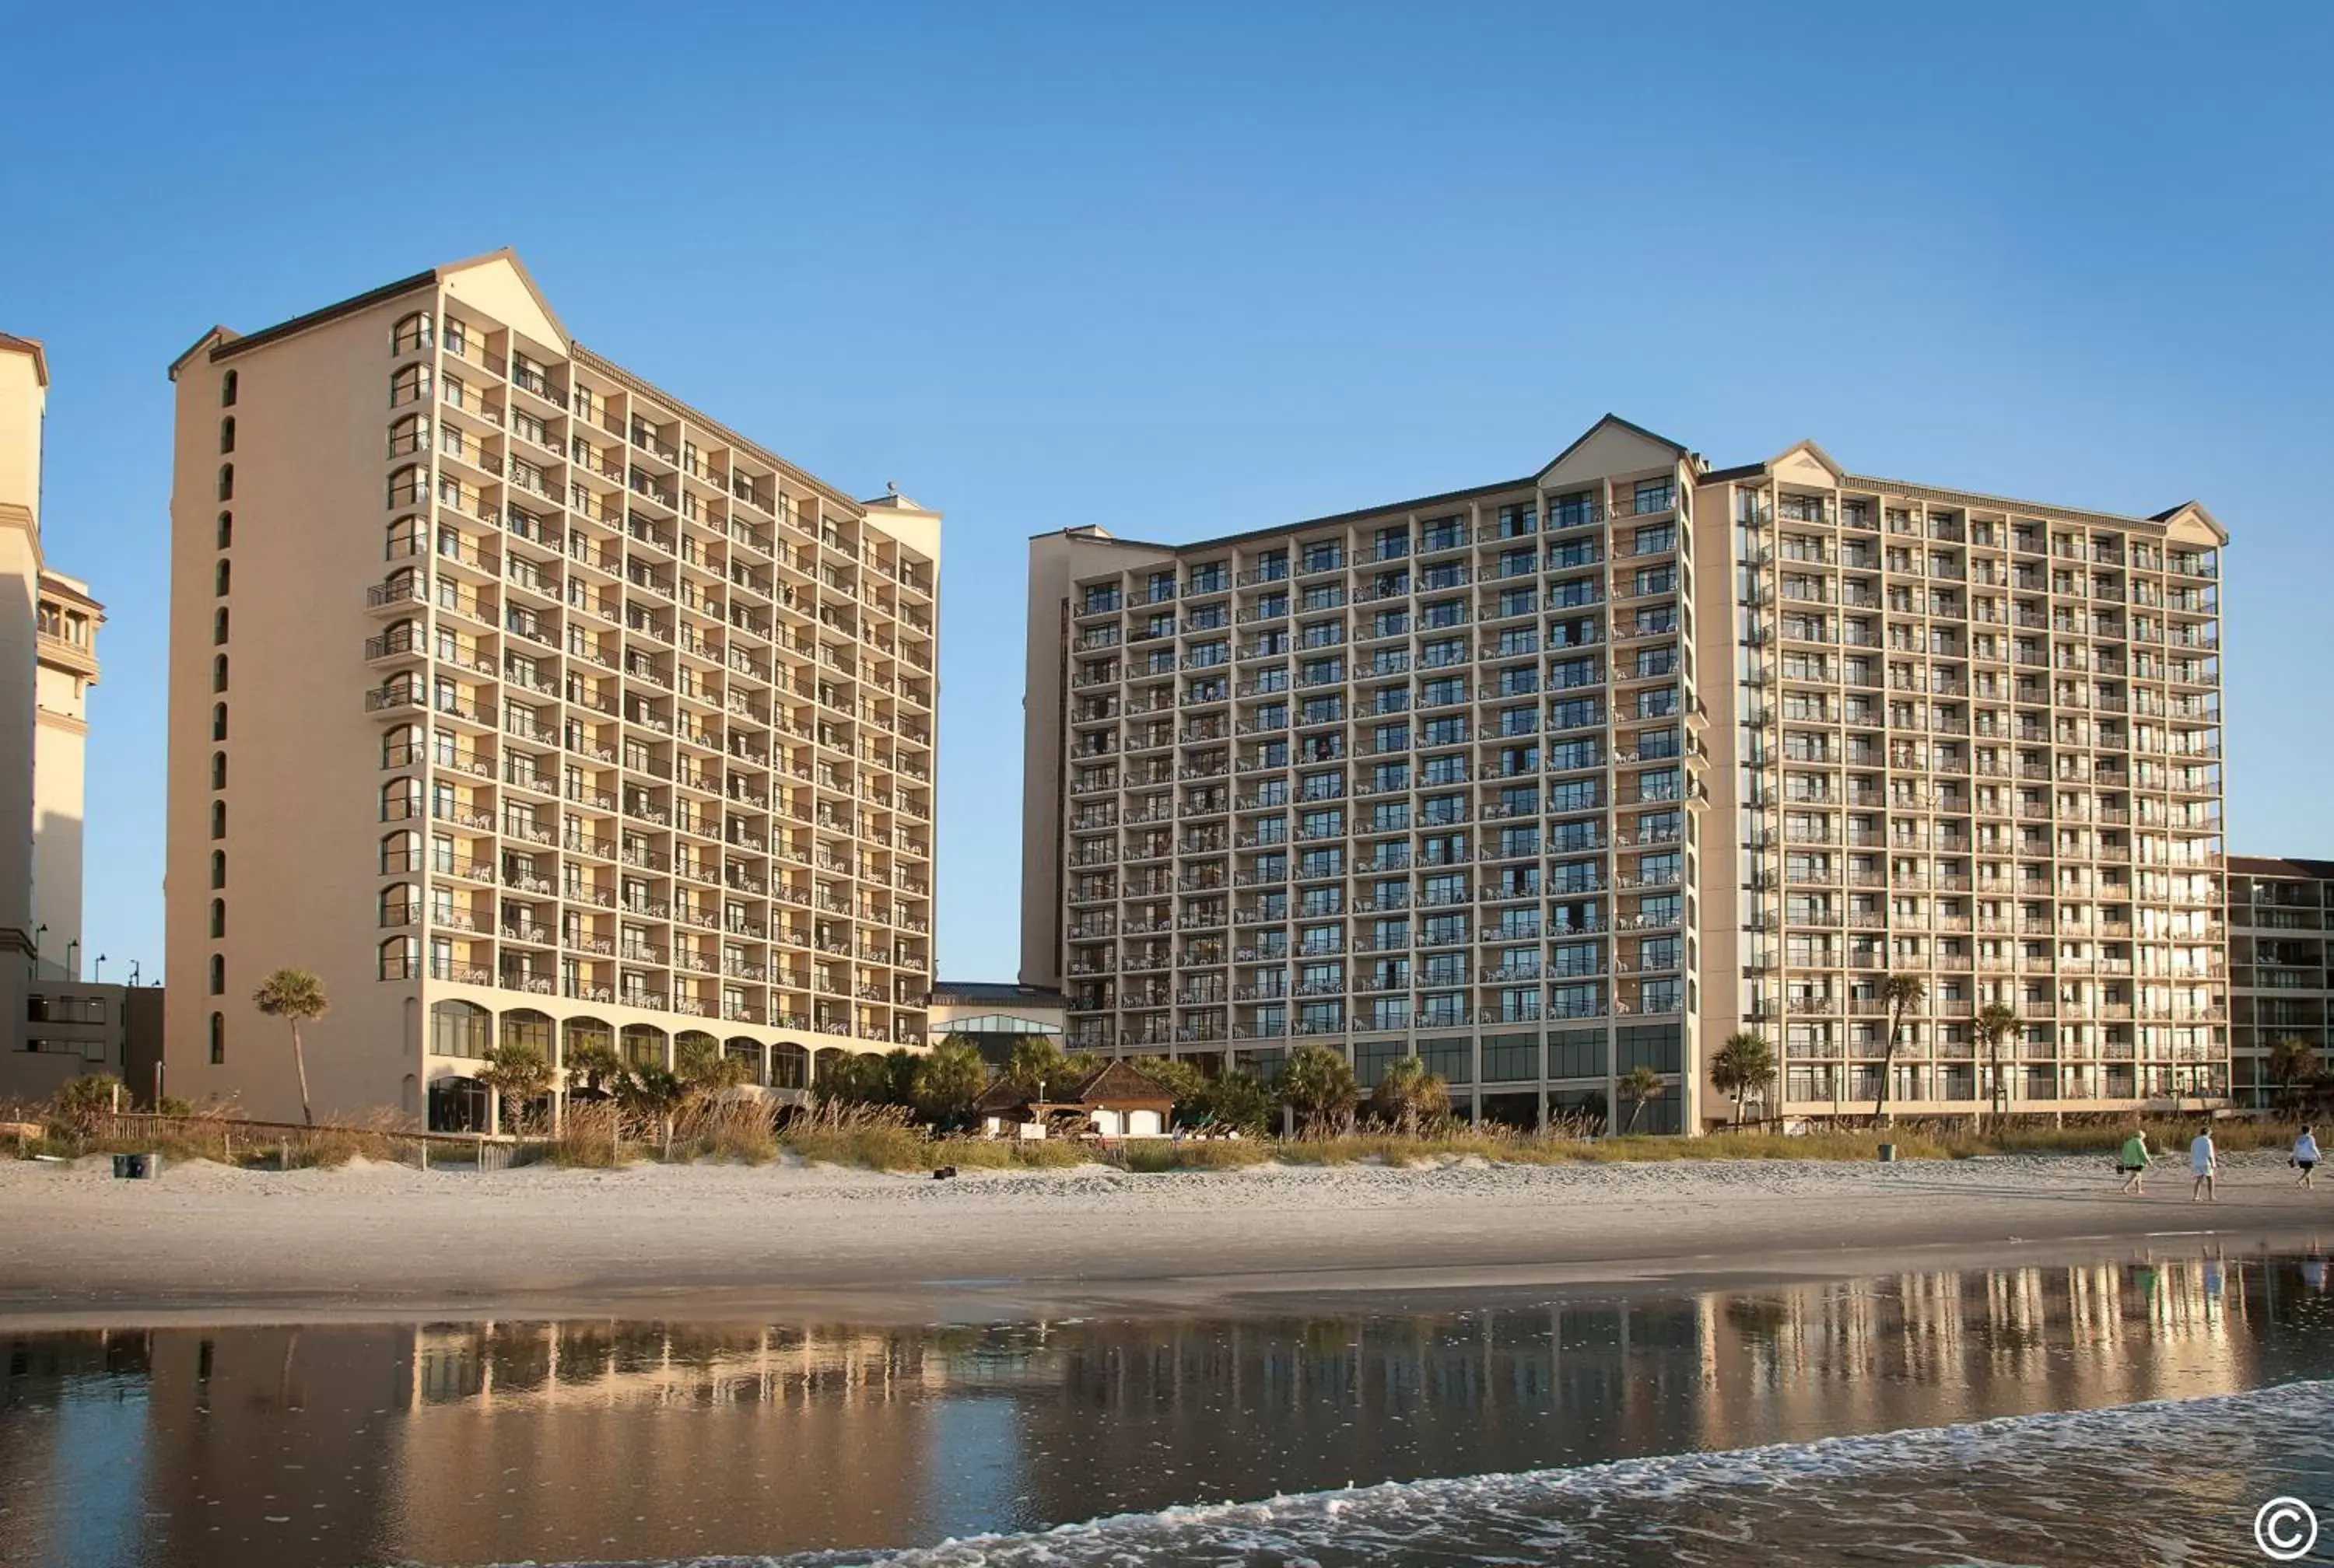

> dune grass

[{"left": 14, "top": 1084, "right": 2304, "bottom": 1178}]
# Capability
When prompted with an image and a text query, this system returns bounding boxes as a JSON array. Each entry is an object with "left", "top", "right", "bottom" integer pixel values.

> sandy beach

[{"left": 3, "top": 1150, "right": 2328, "bottom": 1329}]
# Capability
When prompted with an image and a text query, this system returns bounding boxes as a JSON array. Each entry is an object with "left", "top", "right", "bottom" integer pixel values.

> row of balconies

[{"left": 394, "top": 352, "right": 936, "bottom": 600}]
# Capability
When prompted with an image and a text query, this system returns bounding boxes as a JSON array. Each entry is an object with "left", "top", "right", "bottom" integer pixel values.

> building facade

[
  {"left": 1024, "top": 418, "right": 1706, "bottom": 1131},
  {"left": 924, "top": 979, "right": 1067, "bottom": 1067},
  {"left": 32, "top": 569, "right": 101, "bottom": 978},
  {"left": 1025, "top": 419, "right": 2228, "bottom": 1129},
  {"left": 1697, "top": 446, "right": 2227, "bottom": 1122},
  {"left": 2227, "top": 856, "right": 2332, "bottom": 1106},
  {"left": 167, "top": 251, "right": 939, "bottom": 1126},
  {"left": 0, "top": 333, "right": 47, "bottom": 1096},
  {"left": 3, "top": 332, "right": 129, "bottom": 1106}
]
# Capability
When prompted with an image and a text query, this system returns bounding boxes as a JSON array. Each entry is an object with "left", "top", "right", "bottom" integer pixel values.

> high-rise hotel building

[
  {"left": 166, "top": 252, "right": 939, "bottom": 1127},
  {"left": 1024, "top": 418, "right": 1710, "bottom": 1132},
  {"left": 1696, "top": 446, "right": 2227, "bottom": 1119},
  {"left": 1024, "top": 420, "right": 2228, "bottom": 1129}
]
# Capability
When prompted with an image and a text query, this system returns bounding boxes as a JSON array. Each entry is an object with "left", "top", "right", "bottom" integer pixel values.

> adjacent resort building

[
  {"left": 1024, "top": 418, "right": 2229, "bottom": 1130},
  {"left": 1024, "top": 418, "right": 1710, "bottom": 1131},
  {"left": 165, "top": 252, "right": 940, "bottom": 1127},
  {"left": 2227, "top": 856, "right": 2333, "bottom": 1107},
  {"left": 2, "top": 331, "right": 142, "bottom": 1104}
]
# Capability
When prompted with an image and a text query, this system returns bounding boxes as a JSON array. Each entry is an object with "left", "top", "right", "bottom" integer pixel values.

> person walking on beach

[
  {"left": 2294, "top": 1125, "right": 2321, "bottom": 1190},
  {"left": 2189, "top": 1125, "right": 2218, "bottom": 1202},
  {"left": 2119, "top": 1128, "right": 2151, "bottom": 1195}
]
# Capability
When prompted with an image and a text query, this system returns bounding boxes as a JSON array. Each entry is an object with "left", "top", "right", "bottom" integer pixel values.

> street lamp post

[
  {"left": 30, "top": 924, "right": 46, "bottom": 979},
  {"left": 93, "top": 954, "right": 107, "bottom": 984}
]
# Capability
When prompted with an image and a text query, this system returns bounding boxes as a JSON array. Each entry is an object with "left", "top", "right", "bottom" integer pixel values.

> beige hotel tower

[
  {"left": 167, "top": 252, "right": 939, "bottom": 1127},
  {"left": 1025, "top": 418, "right": 2228, "bottom": 1129}
]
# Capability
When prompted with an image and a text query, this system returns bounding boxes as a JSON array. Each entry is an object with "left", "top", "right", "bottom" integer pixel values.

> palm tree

[
  {"left": 1872, "top": 973, "right": 1926, "bottom": 1126},
  {"left": 1709, "top": 1031, "right": 1776, "bottom": 1127},
  {"left": 676, "top": 1035, "right": 752, "bottom": 1097},
  {"left": 912, "top": 1041, "right": 988, "bottom": 1130},
  {"left": 1617, "top": 1065, "right": 1666, "bottom": 1135},
  {"left": 562, "top": 1038, "right": 623, "bottom": 1101},
  {"left": 1974, "top": 1001, "right": 2023, "bottom": 1126},
  {"left": 252, "top": 968, "right": 329, "bottom": 1126},
  {"left": 478, "top": 1041, "right": 553, "bottom": 1136},
  {"left": 1196, "top": 1069, "right": 1275, "bottom": 1136},
  {"left": 1005, "top": 1036, "right": 1071, "bottom": 1102},
  {"left": 616, "top": 1063, "right": 689, "bottom": 1160},
  {"left": 1276, "top": 1045, "right": 1358, "bottom": 1137},
  {"left": 2269, "top": 1034, "right": 2321, "bottom": 1113},
  {"left": 1370, "top": 1055, "right": 1449, "bottom": 1137}
]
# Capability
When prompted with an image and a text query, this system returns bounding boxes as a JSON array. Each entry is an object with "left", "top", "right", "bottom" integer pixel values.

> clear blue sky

[{"left": 4, "top": 2, "right": 2329, "bottom": 986}]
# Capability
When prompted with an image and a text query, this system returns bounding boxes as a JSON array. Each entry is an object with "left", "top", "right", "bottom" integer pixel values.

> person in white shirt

[
  {"left": 2190, "top": 1125, "right": 2218, "bottom": 1202},
  {"left": 2294, "top": 1125, "right": 2321, "bottom": 1190}
]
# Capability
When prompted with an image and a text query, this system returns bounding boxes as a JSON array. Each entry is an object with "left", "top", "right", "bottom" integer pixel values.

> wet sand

[{"left": 3, "top": 1150, "right": 2328, "bottom": 1329}]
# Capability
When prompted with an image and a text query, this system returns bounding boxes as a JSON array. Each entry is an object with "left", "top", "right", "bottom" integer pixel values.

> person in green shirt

[{"left": 2119, "top": 1128, "right": 2152, "bottom": 1195}]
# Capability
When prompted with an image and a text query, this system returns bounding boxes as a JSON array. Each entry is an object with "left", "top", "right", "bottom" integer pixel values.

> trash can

[{"left": 111, "top": 1153, "right": 162, "bottom": 1180}]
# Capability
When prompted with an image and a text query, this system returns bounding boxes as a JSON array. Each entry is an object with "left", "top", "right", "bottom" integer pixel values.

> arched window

[
  {"left": 209, "top": 898, "right": 226, "bottom": 939},
  {"left": 430, "top": 999, "right": 491, "bottom": 1059},
  {"left": 387, "top": 412, "right": 428, "bottom": 458},
  {"left": 213, "top": 607, "right": 229, "bottom": 645},
  {"left": 209, "top": 1013, "right": 226, "bottom": 1064},
  {"left": 210, "top": 751, "right": 226, "bottom": 789},
  {"left": 212, "top": 702, "right": 228, "bottom": 741},
  {"left": 769, "top": 1041, "right": 810, "bottom": 1090},
  {"left": 380, "top": 831, "right": 419, "bottom": 874},
  {"left": 211, "top": 849, "right": 226, "bottom": 890},
  {"left": 389, "top": 362, "right": 431, "bottom": 406},
  {"left": 220, "top": 369, "right": 237, "bottom": 407},
  {"left": 208, "top": 954, "right": 225, "bottom": 996},
  {"left": 380, "top": 778, "right": 420, "bottom": 822},
  {"left": 387, "top": 464, "right": 424, "bottom": 506},
  {"left": 380, "top": 884, "right": 416, "bottom": 927},
  {"left": 216, "top": 511, "right": 232, "bottom": 548},
  {"left": 382, "top": 726, "right": 417, "bottom": 768},
  {"left": 391, "top": 311, "right": 433, "bottom": 355},
  {"left": 219, "top": 416, "right": 235, "bottom": 454},
  {"left": 209, "top": 800, "right": 226, "bottom": 840},
  {"left": 501, "top": 1010, "right": 554, "bottom": 1055},
  {"left": 386, "top": 516, "right": 422, "bottom": 559},
  {"left": 620, "top": 1024, "right": 668, "bottom": 1069},
  {"left": 216, "top": 464, "right": 233, "bottom": 502},
  {"left": 212, "top": 654, "right": 228, "bottom": 693},
  {"left": 214, "top": 559, "right": 230, "bottom": 597},
  {"left": 379, "top": 936, "right": 419, "bottom": 980}
]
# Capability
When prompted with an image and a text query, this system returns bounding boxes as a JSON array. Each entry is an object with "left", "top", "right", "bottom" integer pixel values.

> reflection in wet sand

[{"left": 3, "top": 1249, "right": 2330, "bottom": 1568}]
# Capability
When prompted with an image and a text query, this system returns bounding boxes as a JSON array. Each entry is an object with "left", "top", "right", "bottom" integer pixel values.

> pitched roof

[
  {"left": 2231, "top": 856, "right": 2334, "bottom": 882},
  {"left": 1539, "top": 411, "right": 1691, "bottom": 474},
  {"left": 1071, "top": 1058, "right": 1176, "bottom": 1104},
  {"left": 0, "top": 331, "right": 49, "bottom": 387}
]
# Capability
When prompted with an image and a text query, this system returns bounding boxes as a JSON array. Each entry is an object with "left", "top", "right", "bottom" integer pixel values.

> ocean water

[
  {"left": 6, "top": 1248, "right": 2334, "bottom": 1567},
  {"left": 779, "top": 1384, "right": 2334, "bottom": 1566}
]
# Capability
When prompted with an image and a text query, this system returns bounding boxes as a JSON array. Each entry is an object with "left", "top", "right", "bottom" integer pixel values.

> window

[
  {"left": 220, "top": 369, "right": 238, "bottom": 407},
  {"left": 210, "top": 751, "right": 226, "bottom": 789},
  {"left": 209, "top": 1013, "right": 225, "bottom": 1064},
  {"left": 212, "top": 702, "right": 228, "bottom": 741},
  {"left": 213, "top": 607, "right": 229, "bottom": 646},
  {"left": 216, "top": 510, "right": 233, "bottom": 549},
  {"left": 209, "top": 800, "right": 226, "bottom": 840},
  {"left": 209, "top": 898, "right": 226, "bottom": 939},
  {"left": 219, "top": 416, "right": 235, "bottom": 454},
  {"left": 216, "top": 464, "right": 233, "bottom": 502},
  {"left": 210, "top": 849, "right": 226, "bottom": 889},
  {"left": 208, "top": 954, "right": 225, "bottom": 996}
]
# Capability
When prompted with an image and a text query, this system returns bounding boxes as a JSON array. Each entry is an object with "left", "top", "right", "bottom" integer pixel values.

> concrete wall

[{"left": 167, "top": 289, "right": 435, "bottom": 1122}]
